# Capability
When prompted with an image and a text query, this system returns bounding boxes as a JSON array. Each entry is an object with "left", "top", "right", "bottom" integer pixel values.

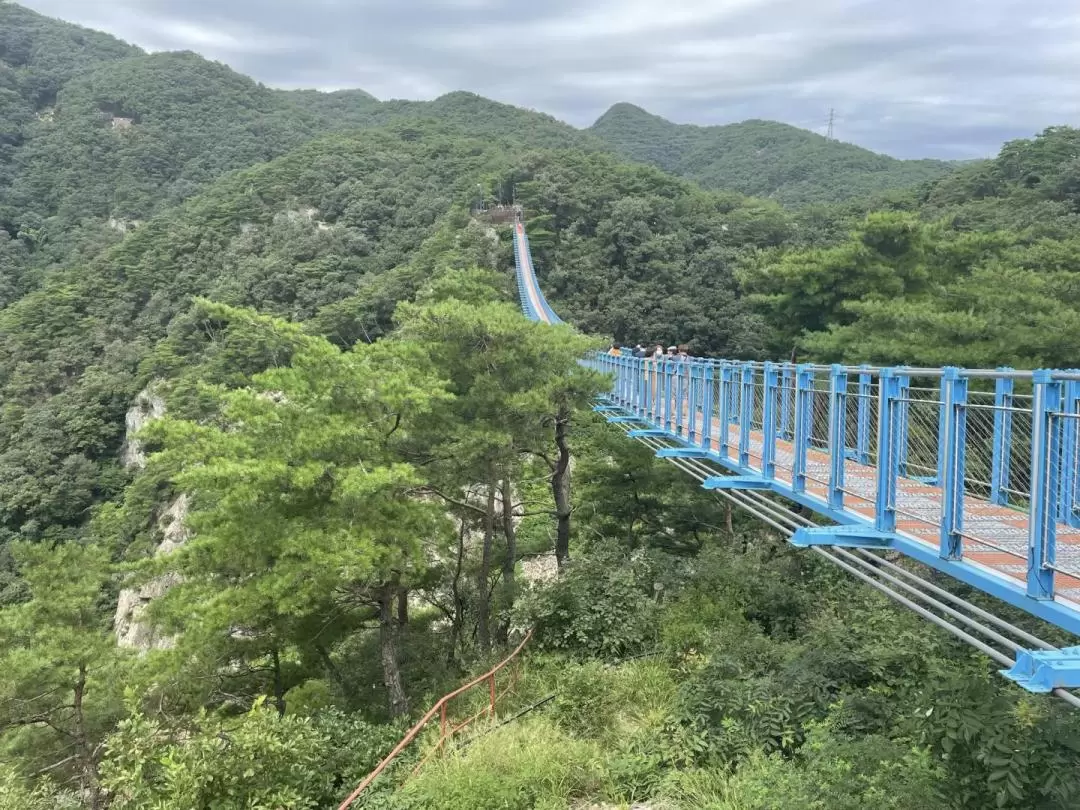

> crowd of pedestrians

[{"left": 608, "top": 343, "right": 690, "bottom": 360}]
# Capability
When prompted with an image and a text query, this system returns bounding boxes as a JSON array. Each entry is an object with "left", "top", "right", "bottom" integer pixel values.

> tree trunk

[
  {"left": 397, "top": 586, "right": 408, "bottom": 626},
  {"left": 552, "top": 404, "right": 573, "bottom": 569},
  {"left": 314, "top": 642, "right": 348, "bottom": 694},
  {"left": 476, "top": 479, "right": 496, "bottom": 651},
  {"left": 448, "top": 516, "right": 467, "bottom": 666},
  {"left": 271, "top": 644, "right": 286, "bottom": 717},
  {"left": 73, "top": 663, "right": 102, "bottom": 810},
  {"left": 496, "top": 476, "right": 517, "bottom": 645},
  {"left": 379, "top": 585, "right": 409, "bottom": 718},
  {"left": 725, "top": 500, "right": 734, "bottom": 537}
]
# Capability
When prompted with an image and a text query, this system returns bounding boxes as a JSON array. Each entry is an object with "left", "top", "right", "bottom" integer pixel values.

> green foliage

[
  {"left": 100, "top": 701, "right": 406, "bottom": 809},
  {"left": 128, "top": 301, "right": 453, "bottom": 712},
  {"left": 661, "top": 728, "right": 944, "bottom": 809},
  {"left": 0, "top": 540, "right": 125, "bottom": 798},
  {"left": 0, "top": 765, "right": 72, "bottom": 810},
  {"left": 590, "top": 103, "right": 955, "bottom": 206},
  {"left": 515, "top": 547, "right": 659, "bottom": 659},
  {"left": 743, "top": 126, "right": 1080, "bottom": 367},
  {"left": 392, "top": 717, "right": 606, "bottom": 810}
]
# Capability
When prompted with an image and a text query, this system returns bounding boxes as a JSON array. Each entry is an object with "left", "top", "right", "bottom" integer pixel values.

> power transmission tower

[{"left": 826, "top": 108, "right": 835, "bottom": 140}]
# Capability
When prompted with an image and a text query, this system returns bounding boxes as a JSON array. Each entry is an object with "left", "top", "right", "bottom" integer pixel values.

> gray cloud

[{"left": 18, "top": 0, "right": 1080, "bottom": 158}]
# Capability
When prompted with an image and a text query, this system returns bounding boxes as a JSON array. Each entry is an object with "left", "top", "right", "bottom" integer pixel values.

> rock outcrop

[
  {"left": 114, "top": 383, "right": 188, "bottom": 650},
  {"left": 119, "top": 385, "right": 165, "bottom": 470},
  {"left": 113, "top": 494, "right": 189, "bottom": 649}
]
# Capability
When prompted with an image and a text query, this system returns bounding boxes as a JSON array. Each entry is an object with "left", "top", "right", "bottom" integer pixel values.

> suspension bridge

[
  {"left": 510, "top": 214, "right": 1080, "bottom": 702},
  {"left": 338, "top": 211, "right": 1080, "bottom": 806}
]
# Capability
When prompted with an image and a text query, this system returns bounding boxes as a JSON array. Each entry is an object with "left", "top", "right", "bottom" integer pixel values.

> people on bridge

[
  {"left": 632, "top": 344, "right": 646, "bottom": 358},
  {"left": 607, "top": 343, "right": 621, "bottom": 357}
]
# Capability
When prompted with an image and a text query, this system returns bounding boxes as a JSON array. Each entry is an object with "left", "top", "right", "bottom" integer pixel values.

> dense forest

[{"left": 2, "top": 4, "right": 1080, "bottom": 808}]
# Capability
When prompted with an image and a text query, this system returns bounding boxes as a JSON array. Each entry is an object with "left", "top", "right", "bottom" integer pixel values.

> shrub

[
  {"left": 99, "top": 699, "right": 406, "bottom": 809},
  {"left": 514, "top": 549, "right": 657, "bottom": 659},
  {"left": 391, "top": 717, "right": 606, "bottom": 809}
]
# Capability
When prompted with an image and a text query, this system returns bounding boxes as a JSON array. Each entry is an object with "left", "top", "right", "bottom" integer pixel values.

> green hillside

[
  {"left": 590, "top": 102, "right": 956, "bottom": 206},
  {"left": 3, "top": 5, "right": 1080, "bottom": 810}
]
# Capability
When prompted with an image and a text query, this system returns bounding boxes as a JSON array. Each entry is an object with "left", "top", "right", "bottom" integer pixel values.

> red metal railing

[{"left": 337, "top": 629, "right": 533, "bottom": 809}]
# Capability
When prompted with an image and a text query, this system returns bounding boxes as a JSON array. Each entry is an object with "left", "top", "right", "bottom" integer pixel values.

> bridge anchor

[
  {"left": 1000, "top": 646, "right": 1080, "bottom": 692},
  {"left": 790, "top": 525, "right": 893, "bottom": 549},
  {"left": 656, "top": 448, "right": 710, "bottom": 459},
  {"left": 702, "top": 475, "right": 772, "bottom": 491},
  {"left": 628, "top": 428, "right": 668, "bottom": 438}
]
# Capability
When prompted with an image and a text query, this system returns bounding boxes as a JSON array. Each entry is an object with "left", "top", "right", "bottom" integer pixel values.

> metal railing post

[
  {"left": 989, "top": 369, "right": 1014, "bottom": 505},
  {"left": 718, "top": 363, "right": 732, "bottom": 460},
  {"left": 897, "top": 367, "right": 911, "bottom": 478},
  {"left": 939, "top": 367, "right": 968, "bottom": 560},
  {"left": 702, "top": 364, "right": 714, "bottom": 452},
  {"left": 857, "top": 365, "right": 872, "bottom": 464},
  {"left": 875, "top": 369, "right": 902, "bottom": 533},
  {"left": 1059, "top": 376, "right": 1080, "bottom": 528},
  {"left": 829, "top": 364, "right": 848, "bottom": 510},
  {"left": 780, "top": 364, "right": 794, "bottom": 440},
  {"left": 687, "top": 362, "right": 698, "bottom": 443},
  {"left": 1028, "top": 370, "right": 1063, "bottom": 599},
  {"left": 665, "top": 360, "right": 673, "bottom": 434},
  {"left": 648, "top": 359, "right": 657, "bottom": 422},
  {"left": 762, "top": 362, "right": 779, "bottom": 479},
  {"left": 675, "top": 361, "right": 686, "bottom": 437},
  {"left": 793, "top": 365, "right": 814, "bottom": 493},
  {"left": 739, "top": 363, "right": 754, "bottom": 469}
]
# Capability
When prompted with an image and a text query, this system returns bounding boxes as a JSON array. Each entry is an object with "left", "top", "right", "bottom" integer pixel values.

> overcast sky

[{"left": 18, "top": 0, "right": 1080, "bottom": 159}]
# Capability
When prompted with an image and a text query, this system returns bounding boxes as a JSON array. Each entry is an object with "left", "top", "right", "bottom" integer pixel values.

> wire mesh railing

[{"left": 589, "top": 352, "right": 1080, "bottom": 614}]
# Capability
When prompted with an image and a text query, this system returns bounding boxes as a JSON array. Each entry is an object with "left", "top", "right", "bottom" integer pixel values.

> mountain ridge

[{"left": 588, "top": 101, "right": 957, "bottom": 206}]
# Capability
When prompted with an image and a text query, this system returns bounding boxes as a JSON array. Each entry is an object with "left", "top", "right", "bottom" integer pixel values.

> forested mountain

[
  {"left": 590, "top": 102, "right": 957, "bottom": 206},
  {"left": 3, "top": 4, "right": 1080, "bottom": 809},
  {"left": 744, "top": 125, "right": 1080, "bottom": 367},
  {"left": 0, "top": 5, "right": 602, "bottom": 309}
]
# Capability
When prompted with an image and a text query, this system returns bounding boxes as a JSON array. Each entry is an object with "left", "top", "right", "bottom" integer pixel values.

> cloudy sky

[{"left": 18, "top": 0, "right": 1080, "bottom": 159}]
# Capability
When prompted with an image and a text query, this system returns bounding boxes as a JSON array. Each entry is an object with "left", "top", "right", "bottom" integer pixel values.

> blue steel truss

[
  {"left": 585, "top": 354, "right": 1080, "bottom": 639},
  {"left": 508, "top": 221, "right": 1080, "bottom": 693}
]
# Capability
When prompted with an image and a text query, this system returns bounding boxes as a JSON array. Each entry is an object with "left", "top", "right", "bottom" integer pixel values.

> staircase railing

[{"left": 336, "top": 629, "right": 533, "bottom": 809}]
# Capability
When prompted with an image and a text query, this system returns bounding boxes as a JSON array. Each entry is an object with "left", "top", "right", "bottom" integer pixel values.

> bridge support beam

[
  {"left": 656, "top": 448, "right": 710, "bottom": 459},
  {"left": 789, "top": 525, "right": 894, "bottom": 549},
  {"left": 593, "top": 405, "right": 621, "bottom": 412},
  {"left": 1000, "top": 646, "right": 1080, "bottom": 692},
  {"left": 701, "top": 475, "right": 772, "bottom": 491},
  {"left": 606, "top": 415, "right": 643, "bottom": 424},
  {"left": 627, "top": 429, "right": 667, "bottom": 438}
]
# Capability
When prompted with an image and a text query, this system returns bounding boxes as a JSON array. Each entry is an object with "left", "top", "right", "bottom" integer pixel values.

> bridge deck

[
  {"left": 701, "top": 421, "right": 1080, "bottom": 606},
  {"left": 593, "top": 355, "right": 1080, "bottom": 636}
]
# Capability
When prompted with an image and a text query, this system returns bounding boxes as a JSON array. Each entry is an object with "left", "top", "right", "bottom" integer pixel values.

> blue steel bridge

[{"left": 510, "top": 215, "right": 1080, "bottom": 704}]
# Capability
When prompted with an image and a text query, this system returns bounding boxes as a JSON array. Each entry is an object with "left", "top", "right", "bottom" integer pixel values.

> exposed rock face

[
  {"left": 107, "top": 217, "right": 142, "bottom": 235},
  {"left": 114, "top": 383, "right": 189, "bottom": 650},
  {"left": 119, "top": 385, "right": 166, "bottom": 470},
  {"left": 114, "top": 494, "right": 189, "bottom": 650},
  {"left": 521, "top": 553, "right": 559, "bottom": 586}
]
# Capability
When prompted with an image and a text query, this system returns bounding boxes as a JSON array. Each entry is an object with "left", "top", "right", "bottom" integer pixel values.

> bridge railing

[{"left": 588, "top": 351, "right": 1080, "bottom": 613}]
